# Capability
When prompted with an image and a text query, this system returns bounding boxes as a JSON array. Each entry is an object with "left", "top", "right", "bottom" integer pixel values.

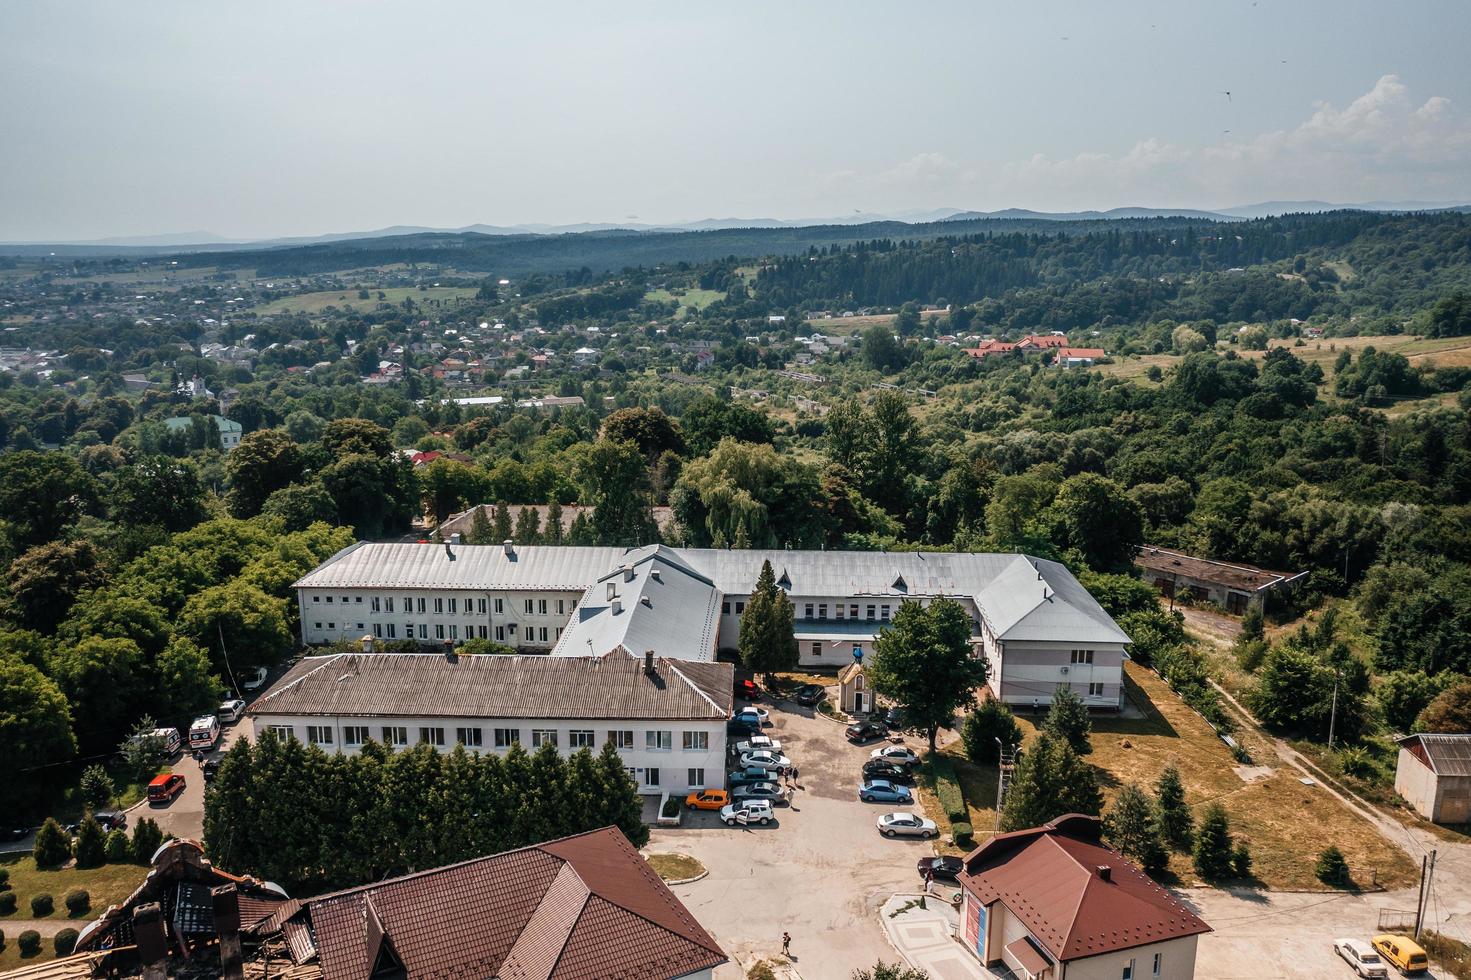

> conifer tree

[
  {"left": 1103, "top": 783, "right": 1168, "bottom": 876},
  {"left": 738, "top": 560, "right": 797, "bottom": 683},
  {"left": 1192, "top": 804, "right": 1234, "bottom": 879},
  {"left": 567, "top": 511, "right": 593, "bottom": 544},
  {"left": 596, "top": 740, "right": 648, "bottom": 847},
  {"left": 492, "top": 501, "right": 514, "bottom": 542},
  {"left": 514, "top": 507, "right": 542, "bottom": 545},
  {"left": 999, "top": 731, "right": 1103, "bottom": 832},
  {"left": 1153, "top": 764, "right": 1194, "bottom": 849},
  {"left": 466, "top": 506, "right": 494, "bottom": 544},
  {"left": 32, "top": 818, "right": 71, "bottom": 868},
  {"left": 961, "top": 700, "right": 1022, "bottom": 765},
  {"left": 204, "top": 737, "right": 258, "bottom": 875},
  {"left": 129, "top": 818, "right": 163, "bottom": 865},
  {"left": 544, "top": 499, "right": 565, "bottom": 544},
  {"left": 73, "top": 815, "right": 106, "bottom": 868},
  {"left": 1316, "top": 845, "right": 1351, "bottom": 887},
  {"left": 1042, "top": 688, "right": 1093, "bottom": 755}
]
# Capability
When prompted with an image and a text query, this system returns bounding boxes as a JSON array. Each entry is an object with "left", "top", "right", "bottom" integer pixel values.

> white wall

[
  {"left": 985, "top": 639, "right": 1127, "bottom": 709},
  {"left": 1061, "top": 934, "right": 1199, "bottom": 980},
  {"left": 251, "top": 711, "right": 726, "bottom": 795},
  {"left": 298, "top": 586, "right": 582, "bottom": 650}
]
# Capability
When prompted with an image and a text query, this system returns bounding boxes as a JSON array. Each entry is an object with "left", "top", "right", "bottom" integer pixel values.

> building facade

[{"left": 1395, "top": 733, "right": 1471, "bottom": 824}]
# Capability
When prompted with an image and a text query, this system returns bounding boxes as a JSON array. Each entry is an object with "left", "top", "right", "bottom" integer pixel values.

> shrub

[
  {"left": 54, "top": 928, "right": 79, "bottom": 956},
  {"left": 18, "top": 930, "right": 40, "bottom": 957},
  {"left": 1337, "top": 746, "right": 1378, "bottom": 780},
  {"left": 0, "top": 892, "right": 16, "bottom": 914},
  {"left": 30, "top": 894, "right": 54, "bottom": 917},
  {"left": 104, "top": 828, "right": 130, "bottom": 863},
  {"left": 951, "top": 821, "right": 974, "bottom": 846},
  {"left": 1232, "top": 841, "right": 1253, "bottom": 879},
  {"left": 660, "top": 798, "right": 679, "bottom": 818},
  {"left": 130, "top": 817, "right": 164, "bottom": 864},
  {"left": 32, "top": 817, "right": 72, "bottom": 868},
  {"left": 64, "top": 889, "right": 90, "bottom": 916},
  {"left": 928, "top": 755, "right": 968, "bottom": 822},
  {"left": 961, "top": 700, "right": 1021, "bottom": 765},
  {"left": 1316, "top": 846, "right": 1352, "bottom": 888},
  {"left": 0, "top": 867, "right": 8, "bottom": 888},
  {"left": 747, "top": 963, "right": 777, "bottom": 980},
  {"left": 79, "top": 765, "right": 115, "bottom": 810},
  {"left": 74, "top": 815, "right": 106, "bottom": 868}
]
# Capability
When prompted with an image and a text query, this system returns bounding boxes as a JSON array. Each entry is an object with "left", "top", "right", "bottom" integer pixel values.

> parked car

[
  {"left": 728, "top": 765, "right": 773, "bottom": 787},
  {"left": 720, "top": 800, "right": 774, "bottom": 826},
  {"left": 202, "top": 759, "right": 220, "bottom": 782},
  {"left": 733, "top": 781, "right": 787, "bottom": 803},
  {"left": 218, "top": 699, "right": 246, "bottom": 723},
  {"left": 727, "top": 717, "right": 762, "bottom": 737},
  {"left": 240, "top": 666, "right": 269, "bottom": 691},
  {"left": 918, "top": 855, "right": 965, "bottom": 882},
  {"left": 870, "top": 745, "right": 921, "bottom": 767},
  {"left": 846, "top": 721, "right": 888, "bottom": 743},
  {"left": 739, "top": 750, "right": 792, "bottom": 771},
  {"left": 735, "top": 678, "right": 761, "bottom": 701},
  {"left": 124, "top": 727, "right": 182, "bottom": 758},
  {"left": 1334, "top": 939, "right": 1388, "bottom": 978},
  {"left": 685, "top": 789, "right": 730, "bottom": 811},
  {"left": 147, "top": 773, "right": 187, "bottom": 805},
  {"left": 793, "top": 684, "right": 827, "bottom": 706},
  {"left": 876, "top": 812, "right": 938, "bottom": 839},
  {"left": 862, "top": 759, "right": 915, "bottom": 784},
  {"left": 734, "top": 707, "right": 770, "bottom": 726},
  {"left": 188, "top": 714, "right": 221, "bottom": 752},
  {"left": 733, "top": 736, "right": 782, "bottom": 755},
  {"left": 6, "top": 827, "right": 29, "bottom": 841},
  {"left": 93, "top": 810, "right": 127, "bottom": 831},
  {"left": 858, "top": 780, "right": 913, "bottom": 804},
  {"left": 1371, "top": 935, "right": 1428, "bottom": 976},
  {"left": 884, "top": 706, "right": 908, "bottom": 729}
]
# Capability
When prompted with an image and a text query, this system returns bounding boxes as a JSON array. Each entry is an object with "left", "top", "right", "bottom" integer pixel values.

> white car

[
  {"left": 217, "top": 699, "right": 246, "bottom": 723},
  {"left": 739, "top": 750, "right": 792, "bottom": 771},
  {"left": 876, "top": 812, "right": 938, "bottom": 839},
  {"left": 720, "top": 800, "right": 774, "bottom": 826},
  {"left": 734, "top": 707, "right": 770, "bottom": 725},
  {"left": 733, "top": 736, "right": 782, "bottom": 755},
  {"left": 870, "top": 745, "right": 920, "bottom": 767},
  {"left": 1334, "top": 939, "right": 1388, "bottom": 979},
  {"left": 240, "top": 667, "right": 269, "bottom": 691}
]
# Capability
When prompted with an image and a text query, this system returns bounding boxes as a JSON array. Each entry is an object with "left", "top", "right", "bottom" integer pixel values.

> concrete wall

[
  {"left": 299, "top": 586, "right": 582, "bottom": 650},
  {"left": 1061, "top": 934, "right": 1199, "bottom": 980},
  {"left": 1396, "top": 749, "right": 1471, "bottom": 823},
  {"left": 983, "top": 637, "right": 1127, "bottom": 710},
  {"left": 250, "top": 711, "right": 726, "bottom": 795}
]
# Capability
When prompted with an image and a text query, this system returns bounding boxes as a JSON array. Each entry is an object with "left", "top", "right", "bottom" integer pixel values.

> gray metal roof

[
  {"left": 248, "top": 650, "right": 733, "bottom": 721},
  {"left": 1400, "top": 733, "right": 1471, "bottom": 777},
  {"left": 293, "top": 542, "right": 625, "bottom": 592},
  {"left": 976, "top": 556, "right": 1132, "bottom": 645},
  {"left": 550, "top": 546, "right": 721, "bottom": 662}
]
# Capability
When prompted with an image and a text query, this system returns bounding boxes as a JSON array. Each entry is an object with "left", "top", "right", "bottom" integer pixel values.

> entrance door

[{"left": 853, "top": 692, "right": 864, "bottom": 713}]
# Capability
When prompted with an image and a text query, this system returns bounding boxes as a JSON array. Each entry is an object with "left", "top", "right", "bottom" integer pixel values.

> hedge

[
  {"left": 0, "top": 892, "right": 15, "bottom": 915},
  {"left": 0, "top": 867, "right": 9, "bottom": 888},
  {"left": 18, "top": 930, "right": 41, "bottom": 956},
  {"left": 929, "top": 755, "right": 968, "bottom": 823},
  {"left": 54, "top": 928, "right": 79, "bottom": 956},
  {"left": 30, "top": 894, "right": 53, "bottom": 917},
  {"left": 951, "top": 821, "right": 975, "bottom": 846},
  {"left": 65, "top": 889, "right": 90, "bottom": 916}
]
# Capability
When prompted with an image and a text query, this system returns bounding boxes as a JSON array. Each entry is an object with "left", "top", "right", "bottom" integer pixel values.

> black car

[
  {"left": 94, "top": 810, "right": 127, "bottom": 831},
  {"left": 845, "top": 720, "right": 888, "bottom": 743},
  {"left": 202, "top": 759, "right": 221, "bottom": 782},
  {"left": 918, "top": 855, "right": 964, "bottom": 882},
  {"left": 793, "top": 684, "right": 827, "bottom": 706},
  {"left": 861, "top": 759, "right": 914, "bottom": 784},
  {"left": 727, "top": 717, "right": 761, "bottom": 737},
  {"left": 884, "top": 706, "right": 907, "bottom": 729}
]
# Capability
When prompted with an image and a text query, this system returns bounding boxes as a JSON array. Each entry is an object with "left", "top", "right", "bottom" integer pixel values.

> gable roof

[
  {"left": 974, "top": 556, "right": 1131, "bottom": 645},
  {"left": 1398, "top": 733, "right": 1471, "bottom": 777},
  {"left": 305, "top": 827, "right": 725, "bottom": 980},
  {"left": 248, "top": 650, "right": 732, "bottom": 721},
  {"left": 961, "top": 815, "right": 1209, "bottom": 962}
]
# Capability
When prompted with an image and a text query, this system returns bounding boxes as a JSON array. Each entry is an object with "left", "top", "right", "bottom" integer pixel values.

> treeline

[{"left": 203, "top": 734, "right": 646, "bottom": 892}]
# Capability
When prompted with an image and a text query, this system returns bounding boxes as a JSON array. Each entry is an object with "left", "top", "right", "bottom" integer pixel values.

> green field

[
  {"left": 252, "top": 285, "right": 476, "bottom": 315},
  {"left": 644, "top": 287, "right": 725, "bottom": 312}
]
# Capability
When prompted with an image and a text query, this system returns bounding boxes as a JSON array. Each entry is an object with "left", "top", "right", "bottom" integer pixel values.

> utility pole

[
  {"left": 1327, "top": 670, "right": 1341, "bottom": 749},
  {"left": 1415, "top": 849, "right": 1437, "bottom": 940}
]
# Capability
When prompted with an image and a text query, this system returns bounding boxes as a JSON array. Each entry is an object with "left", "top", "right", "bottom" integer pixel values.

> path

[{"left": 0, "top": 918, "right": 87, "bottom": 938}]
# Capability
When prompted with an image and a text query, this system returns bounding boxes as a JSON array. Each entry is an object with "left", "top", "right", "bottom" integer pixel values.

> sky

[{"left": 2, "top": 0, "right": 1470, "bottom": 241}]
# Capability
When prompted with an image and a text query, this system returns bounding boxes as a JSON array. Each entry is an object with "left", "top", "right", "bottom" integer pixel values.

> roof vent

[
  {"left": 1097, "top": 865, "right": 1111, "bottom": 882},
  {"left": 644, "top": 650, "right": 656, "bottom": 676},
  {"left": 503, "top": 539, "right": 515, "bottom": 557},
  {"left": 623, "top": 564, "right": 636, "bottom": 583},
  {"left": 650, "top": 569, "right": 662, "bottom": 583},
  {"left": 444, "top": 541, "right": 454, "bottom": 560},
  {"left": 892, "top": 574, "right": 907, "bottom": 591},
  {"left": 611, "top": 599, "right": 623, "bottom": 615},
  {"left": 449, "top": 532, "right": 462, "bottom": 545},
  {"left": 640, "top": 595, "right": 652, "bottom": 607},
  {"left": 606, "top": 581, "right": 618, "bottom": 600}
]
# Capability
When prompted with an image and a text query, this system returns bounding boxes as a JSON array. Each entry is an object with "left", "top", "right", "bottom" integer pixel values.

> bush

[
  {"left": 104, "top": 828, "right": 130, "bottom": 863},
  {"left": 660, "top": 798, "right": 679, "bottom": 818},
  {"left": 79, "top": 765, "right": 115, "bottom": 810},
  {"left": 74, "top": 815, "right": 106, "bottom": 868},
  {"left": 32, "top": 817, "right": 72, "bottom": 868},
  {"left": 951, "top": 821, "right": 974, "bottom": 846},
  {"left": 18, "top": 930, "right": 40, "bottom": 957},
  {"left": 1232, "top": 841, "right": 1253, "bottom": 879},
  {"left": 1316, "top": 846, "right": 1352, "bottom": 888},
  {"left": 54, "top": 928, "right": 79, "bottom": 956},
  {"left": 64, "top": 889, "right": 90, "bottom": 916},
  {"left": 1337, "top": 746, "right": 1378, "bottom": 780},
  {"left": 928, "top": 755, "right": 968, "bottom": 822},
  {"left": 747, "top": 963, "right": 777, "bottom": 980},
  {"left": 130, "top": 817, "right": 164, "bottom": 864},
  {"left": 0, "top": 867, "right": 8, "bottom": 888},
  {"left": 961, "top": 700, "right": 1021, "bottom": 765},
  {"left": 30, "top": 893, "right": 53, "bottom": 917},
  {"left": 0, "top": 892, "right": 16, "bottom": 915}
]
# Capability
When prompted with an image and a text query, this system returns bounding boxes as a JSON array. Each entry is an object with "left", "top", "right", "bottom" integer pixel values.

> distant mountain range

[{"left": 6, "top": 200, "right": 1469, "bottom": 253}]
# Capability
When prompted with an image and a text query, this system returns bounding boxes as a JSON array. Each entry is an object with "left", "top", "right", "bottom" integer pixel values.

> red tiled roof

[
  {"left": 1055, "top": 347, "right": 1106, "bottom": 359},
  {"left": 305, "top": 827, "right": 725, "bottom": 980},
  {"left": 1018, "top": 334, "right": 1069, "bottom": 348},
  {"left": 963, "top": 341, "right": 1016, "bottom": 358},
  {"left": 960, "top": 815, "right": 1209, "bottom": 962}
]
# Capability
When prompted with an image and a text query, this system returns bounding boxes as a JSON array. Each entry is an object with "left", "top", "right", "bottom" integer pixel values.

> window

[
  {"left": 1071, "top": 649, "right": 1094, "bottom": 665},
  {"left": 382, "top": 726, "right": 408, "bottom": 747},
  {"left": 435, "top": 624, "right": 444, "bottom": 640},
  {"left": 532, "top": 729, "right": 558, "bottom": 748},
  {"left": 478, "top": 598, "right": 487, "bottom": 615},
  {"left": 268, "top": 724, "right": 294, "bottom": 740},
  {"left": 326, "top": 596, "right": 333, "bottom": 603},
  {"left": 568, "top": 730, "right": 595, "bottom": 748},
  {"left": 419, "top": 726, "right": 445, "bottom": 746},
  {"left": 373, "top": 623, "right": 383, "bottom": 638},
  {"left": 688, "top": 768, "right": 706, "bottom": 787},
  {"left": 326, "top": 622, "right": 335, "bottom": 630},
  {"left": 557, "top": 599, "right": 565, "bottom": 615},
  {"left": 495, "top": 597, "right": 504, "bottom": 614},
  {"left": 478, "top": 625, "right": 488, "bottom": 639},
  {"left": 644, "top": 767, "right": 660, "bottom": 787},
  {"left": 850, "top": 604, "right": 859, "bottom": 618},
  {"left": 385, "top": 597, "right": 394, "bottom": 613},
  {"left": 371, "top": 597, "right": 380, "bottom": 613},
  {"left": 538, "top": 599, "right": 547, "bottom": 615},
  {"left": 417, "top": 597, "right": 426, "bottom": 614},
  {"left": 405, "top": 622, "right": 415, "bottom": 638},
  {"left": 1122, "top": 959, "right": 1135, "bottom": 980},
  {"left": 1089, "top": 682, "right": 1105, "bottom": 697},
  {"left": 354, "top": 596, "right": 363, "bottom": 604},
  {"left": 646, "top": 730, "right": 673, "bottom": 751},
  {"left": 881, "top": 604, "right": 891, "bottom": 621},
  {"left": 608, "top": 730, "right": 634, "bottom": 749},
  {"left": 403, "top": 595, "right": 412, "bottom": 612},
  {"left": 811, "top": 641, "right": 822, "bottom": 659},
  {"left": 539, "top": 626, "right": 548, "bottom": 642},
  {"left": 835, "top": 604, "right": 844, "bottom": 619},
  {"left": 434, "top": 597, "right": 444, "bottom": 614},
  {"left": 1152, "top": 953, "right": 1162, "bottom": 977},
  {"left": 456, "top": 727, "right": 483, "bottom": 747},
  {"left": 356, "top": 622, "right": 364, "bottom": 630},
  {"left": 855, "top": 674, "right": 865, "bottom": 691},
  {"left": 341, "top": 596, "right": 349, "bottom": 604},
  {"left": 722, "top": 601, "right": 731, "bottom": 614},
  {"left": 448, "top": 597, "right": 457, "bottom": 614},
  {"left": 819, "top": 603, "right": 828, "bottom": 618},
  {"left": 866, "top": 604, "right": 876, "bottom": 620},
  {"left": 343, "top": 726, "right": 369, "bottom": 746},
  {"left": 312, "top": 595, "right": 320, "bottom": 603},
  {"left": 735, "top": 601, "right": 745, "bottom": 615},
  {"left": 493, "top": 727, "right": 520, "bottom": 748},
  {"left": 805, "top": 603, "right": 814, "bottom": 618},
  {"left": 387, "top": 623, "right": 397, "bottom": 638},
  {"left": 449, "top": 624, "right": 459, "bottom": 640},
  {"left": 496, "top": 626, "right": 505, "bottom": 641},
  {"left": 306, "top": 725, "right": 334, "bottom": 745},
  {"left": 682, "top": 731, "right": 708, "bottom": 751},
  {"left": 525, "top": 598, "right": 534, "bottom": 614},
  {"left": 314, "top": 622, "right": 322, "bottom": 630},
  {"left": 554, "top": 627, "right": 562, "bottom": 640}
]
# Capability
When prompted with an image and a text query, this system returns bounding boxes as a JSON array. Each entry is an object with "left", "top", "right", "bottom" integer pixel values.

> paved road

[
  {"left": 650, "top": 696, "right": 930, "bottom": 979},
  {"left": 124, "top": 716, "right": 255, "bottom": 842}
]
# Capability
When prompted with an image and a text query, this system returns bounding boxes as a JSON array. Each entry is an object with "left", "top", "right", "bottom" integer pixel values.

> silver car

[
  {"left": 732, "top": 781, "right": 787, "bottom": 803},
  {"left": 876, "top": 812, "right": 938, "bottom": 839},
  {"left": 1333, "top": 939, "right": 1387, "bottom": 979},
  {"left": 739, "top": 750, "right": 792, "bottom": 771}
]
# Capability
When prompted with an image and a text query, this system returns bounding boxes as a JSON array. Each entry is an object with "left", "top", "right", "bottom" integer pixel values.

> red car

[
  {"left": 735, "top": 678, "right": 761, "bottom": 701},
  {"left": 147, "top": 773, "right": 186, "bottom": 804}
]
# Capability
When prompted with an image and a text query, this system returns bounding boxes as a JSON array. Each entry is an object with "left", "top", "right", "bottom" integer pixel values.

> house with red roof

[
  {"left": 1054, "top": 347, "right": 1108, "bottom": 368},
  {"left": 958, "top": 814, "right": 1210, "bottom": 979},
  {"left": 1017, "top": 334, "right": 1070, "bottom": 350},
  {"left": 963, "top": 340, "right": 1017, "bottom": 360}
]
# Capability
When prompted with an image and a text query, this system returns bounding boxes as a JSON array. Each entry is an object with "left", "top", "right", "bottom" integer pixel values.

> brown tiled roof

[
  {"left": 961, "top": 815, "right": 1210, "bottom": 962},
  {"left": 1134, "top": 546, "right": 1304, "bottom": 593},
  {"left": 305, "top": 827, "right": 725, "bottom": 980},
  {"left": 249, "top": 650, "right": 733, "bottom": 721}
]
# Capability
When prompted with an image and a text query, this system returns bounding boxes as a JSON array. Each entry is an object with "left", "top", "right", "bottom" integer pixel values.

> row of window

[
  {"left": 311, "top": 622, "right": 563, "bottom": 645},
  {"left": 269, "top": 725, "right": 712, "bottom": 752},
  {"left": 1070, "top": 649, "right": 1095, "bottom": 664},
  {"left": 310, "top": 593, "right": 571, "bottom": 619},
  {"left": 1120, "top": 951, "right": 1163, "bottom": 979},
  {"left": 802, "top": 602, "right": 893, "bottom": 622},
  {"left": 631, "top": 767, "right": 706, "bottom": 788}
]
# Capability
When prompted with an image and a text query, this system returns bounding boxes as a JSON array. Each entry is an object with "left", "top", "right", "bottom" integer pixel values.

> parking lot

[{"left": 649, "top": 692, "right": 942, "bottom": 977}]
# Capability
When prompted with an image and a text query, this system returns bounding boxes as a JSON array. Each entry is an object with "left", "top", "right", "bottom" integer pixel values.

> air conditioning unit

[{"left": 1059, "top": 666, "right": 1069, "bottom": 674}]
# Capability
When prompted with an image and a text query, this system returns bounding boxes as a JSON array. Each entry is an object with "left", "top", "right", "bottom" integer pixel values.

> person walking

[{"left": 781, "top": 932, "right": 792, "bottom": 956}]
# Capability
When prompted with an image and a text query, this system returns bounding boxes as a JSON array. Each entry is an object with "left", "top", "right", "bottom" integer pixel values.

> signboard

[{"left": 963, "top": 894, "right": 987, "bottom": 957}]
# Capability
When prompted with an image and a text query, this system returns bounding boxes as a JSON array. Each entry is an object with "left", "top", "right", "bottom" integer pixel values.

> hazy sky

[{"left": 3, "top": 1, "right": 1470, "bottom": 240}]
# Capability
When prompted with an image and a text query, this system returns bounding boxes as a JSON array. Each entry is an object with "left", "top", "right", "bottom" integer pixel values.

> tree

[
  {"left": 601, "top": 407, "right": 685, "bottom": 462},
  {"left": 0, "top": 451, "right": 98, "bottom": 548},
  {"left": 176, "top": 581, "right": 293, "bottom": 674},
  {"left": 1415, "top": 679, "right": 1471, "bottom": 733},
  {"left": 1042, "top": 688, "right": 1092, "bottom": 755},
  {"left": 1247, "top": 644, "right": 1336, "bottom": 733},
  {"left": 8, "top": 540, "right": 106, "bottom": 634},
  {"left": 868, "top": 599, "right": 988, "bottom": 752},
  {"left": 261, "top": 482, "right": 339, "bottom": 531},
  {"left": 999, "top": 731, "right": 1102, "bottom": 831},
  {"left": 225, "top": 430, "right": 303, "bottom": 518},
  {"left": 106, "top": 457, "right": 210, "bottom": 532},
  {"left": 321, "top": 417, "right": 393, "bottom": 459},
  {"left": 47, "top": 637, "right": 150, "bottom": 754},
  {"left": 73, "top": 816, "right": 106, "bottom": 868},
  {"left": 492, "top": 501, "right": 514, "bottom": 542},
  {"left": 1048, "top": 473, "right": 1144, "bottom": 571},
  {"left": 737, "top": 561, "right": 797, "bottom": 681},
  {"left": 154, "top": 638, "right": 221, "bottom": 723},
  {"left": 33, "top": 818, "right": 71, "bottom": 868},
  {"left": 670, "top": 439, "right": 825, "bottom": 549},
  {"left": 118, "top": 716, "right": 168, "bottom": 784},
  {"left": 513, "top": 506, "right": 542, "bottom": 544},
  {"left": 419, "top": 458, "right": 487, "bottom": 525},
  {"left": 1104, "top": 783, "right": 1168, "bottom": 877},
  {"left": 0, "top": 656, "right": 75, "bottom": 774},
  {"left": 130, "top": 817, "right": 163, "bottom": 864},
  {"left": 466, "top": 505, "right": 495, "bottom": 544},
  {"left": 1153, "top": 765, "right": 1193, "bottom": 850},
  {"left": 860, "top": 324, "right": 905, "bottom": 372},
  {"left": 320, "top": 453, "right": 417, "bottom": 539},
  {"left": 1192, "top": 804, "right": 1234, "bottom": 880},
  {"left": 579, "top": 440, "right": 657, "bottom": 545},
  {"left": 1315, "top": 845, "right": 1351, "bottom": 887},
  {"left": 1375, "top": 671, "right": 1447, "bottom": 732},
  {"left": 203, "top": 739, "right": 259, "bottom": 876},
  {"left": 79, "top": 765, "right": 114, "bottom": 810},
  {"left": 961, "top": 700, "right": 1021, "bottom": 766},
  {"left": 596, "top": 740, "right": 648, "bottom": 848}
]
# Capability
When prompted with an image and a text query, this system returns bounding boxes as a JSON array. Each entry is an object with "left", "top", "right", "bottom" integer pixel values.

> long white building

[{"left": 292, "top": 541, "right": 1132, "bottom": 709}]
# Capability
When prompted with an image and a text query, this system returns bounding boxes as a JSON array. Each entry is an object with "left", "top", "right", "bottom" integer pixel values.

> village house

[
  {"left": 1054, "top": 347, "right": 1108, "bottom": 368},
  {"left": 1395, "top": 733, "right": 1471, "bottom": 824},
  {"left": 1134, "top": 546, "right": 1306, "bottom": 614}
]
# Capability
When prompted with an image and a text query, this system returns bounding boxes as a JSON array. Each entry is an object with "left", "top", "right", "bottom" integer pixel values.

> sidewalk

[{"left": 878, "top": 893, "right": 988, "bottom": 979}]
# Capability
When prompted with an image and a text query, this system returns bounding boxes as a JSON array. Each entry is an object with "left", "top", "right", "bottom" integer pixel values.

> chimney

[
  {"left": 134, "top": 902, "right": 169, "bottom": 980},
  {"left": 361, "top": 635, "right": 374, "bottom": 654},
  {"left": 444, "top": 541, "right": 454, "bottom": 559},
  {"left": 623, "top": 564, "right": 635, "bottom": 583},
  {"left": 611, "top": 599, "right": 623, "bottom": 615},
  {"left": 503, "top": 539, "right": 515, "bottom": 557},
  {"left": 606, "top": 581, "right": 618, "bottom": 600},
  {"left": 644, "top": 650, "right": 655, "bottom": 676},
  {"left": 1097, "top": 864, "right": 1111, "bottom": 882},
  {"left": 212, "top": 883, "right": 244, "bottom": 980},
  {"left": 444, "top": 639, "right": 457, "bottom": 661},
  {"left": 650, "top": 569, "right": 662, "bottom": 583},
  {"left": 449, "top": 532, "right": 462, "bottom": 545}
]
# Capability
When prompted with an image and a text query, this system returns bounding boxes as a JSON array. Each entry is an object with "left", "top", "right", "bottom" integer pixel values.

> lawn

[
  {"left": 0, "top": 856, "right": 147, "bottom": 924},
  {"left": 919, "top": 664, "right": 1419, "bottom": 889},
  {"left": 251, "top": 285, "right": 475, "bottom": 315},
  {"left": 644, "top": 287, "right": 724, "bottom": 312},
  {"left": 644, "top": 853, "right": 705, "bottom": 882}
]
